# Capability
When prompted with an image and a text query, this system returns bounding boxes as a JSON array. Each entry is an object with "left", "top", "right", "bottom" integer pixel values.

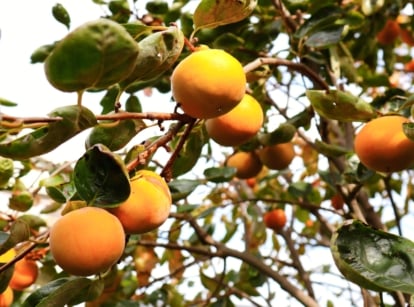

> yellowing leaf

[{"left": 193, "top": 0, "right": 257, "bottom": 33}]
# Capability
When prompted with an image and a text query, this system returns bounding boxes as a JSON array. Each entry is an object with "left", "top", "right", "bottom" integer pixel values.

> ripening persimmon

[
  {"left": 49, "top": 206, "right": 125, "bottom": 276},
  {"left": 108, "top": 170, "right": 172, "bottom": 234},
  {"left": 399, "top": 28, "right": 414, "bottom": 46},
  {"left": 171, "top": 48, "right": 246, "bottom": 119},
  {"left": 225, "top": 151, "right": 263, "bottom": 179},
  {"left": 354, "top": 115, "right": 414, "bottom": 173},
  {"left": 376, "top": 19, "right": 400, "bottom": 45},
  {"left": 258, "top": 142, "right": 295, "bottom": 170},
  {"left": 263, "top": 209, "right": 287, "bottom": 231},
  {"left": 331, "top": 193, "right": 344, "bottom": 211},
  {"left": 205, "top": 94, "right": 264, "bottom": 146},
  {"left": 9, "top": 257, "right": 38, "bottom": 291},
  {"left": 0, "top": 286, "right": 13, "bottom": 307},
  {"left": 405, "top": 60, "right": 414, "bottom": 72}
]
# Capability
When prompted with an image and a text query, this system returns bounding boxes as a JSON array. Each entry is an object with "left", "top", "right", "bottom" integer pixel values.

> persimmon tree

[{"left": 1, "top": 0, "right": 414, "bottom": 306}]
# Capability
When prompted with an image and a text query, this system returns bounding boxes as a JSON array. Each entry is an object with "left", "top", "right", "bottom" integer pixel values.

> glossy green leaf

[
  {"left": 171, "top": 124, "right": 206, "bottom": 177},
  {"left": 0, "top": 105, "right": 97, "bottom": 160},
  {"left": 146, "top": 0, "right": 169, "bottom": 14},
  {"left": 168, "top": 179, "right": 200, "bottom": 201},
  {"left": 306, "top": 89, "right": 377, "bottom": 122},
  {"left": 331, "top": 220, "right": 414, "bottom": 294},
  {"left": 125, "top": 94, "right": 142, "bottom": 112},
  {"left": 22, "top": 277, "right": 104, "bottom": 307},
  {"left": 0, "top": 219, "right": 30, "bottom": 255},
  {"left": 40, "top": 174, "right": 75, "bottom": 203},
  {"left": 109, "top": 0, "right": 130, "bottom": 23},
  {"left": 193, "top": 0, "right": 257, "bottom": 32},
  {"left": 403, "top": 122, "right": 414, "bottom": 141},
  {"left": 52, "top": 3, "right": 71, "bottom": 29},
  {"left": 295, "top": 6, "right": 342, "bottom": 39},
  {"left": 121, "top": 26, "right": 184, "bottom": 89},
  {"left": 258, "top": 123, "right": 296, "bottom": 146},
  {"left": 45, "top": 19, "right": 139, "bottom": 92},
  {"left": 85, "top": 116, "right": 146, "bottom": 151},
  {"left": 73, "top": 144, "right": 130, "bottom": 207},
  {"left": 203, "top": 166, "right": 236, "bottom": 183}
]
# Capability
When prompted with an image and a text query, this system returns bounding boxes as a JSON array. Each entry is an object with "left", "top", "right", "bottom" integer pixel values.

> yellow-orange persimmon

[
  {"left": 225, "top": 151, "right": 263, "bottom": 179},
  {"left": 354, "top": 115, "right": 414, "bottom": 173},
  {"left": 49, "top": 207, "right": 125, "bottom": 276},
  {"left": 376, "top": 19, "right": 400, "bottom": 45},
  {"left": 205, "top": 94, "right": 263, "bottom": 146},
  {"left": 258, "top": 142, "right": 295, "bottom": 170},
  {"left": 0, "top": 286, "right": 13, "bottom": 307},
  {"left": 108, "top": 170, "right": 172, "bottom": 234},
  {"left": 263, "top": 209, "right": 287, "bottom": 231},
  {"left": 171, "top": 48, "right": 246, "bottom": 119},
  {"left": 9, "top": 257, "right": 38, "bottom": 291}
]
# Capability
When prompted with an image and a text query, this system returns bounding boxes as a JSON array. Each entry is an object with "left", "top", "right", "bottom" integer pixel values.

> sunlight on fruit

[
  {"left": 263, "top": 208, "right": 287, "bottom": 231},
  {"left": 354, "top": 115, "right": 414, "bottom": 173},
  {"left": 0, "top": 286, "right": 13, "bottom": 307},
  {"left": 9, "top": 257, "right": 38, "bottom": 291},
  {"left": 49, "top": 206, "right": 125, "bottom": 276},
  {"left": 171, "top": 48, "right": 246, "bottom": 119},
  {"left": 205, "top": 94, "right": 264, "bottom": 146},
  {"left": 108, "top": 170, "right": 172, "bottom": 234}
]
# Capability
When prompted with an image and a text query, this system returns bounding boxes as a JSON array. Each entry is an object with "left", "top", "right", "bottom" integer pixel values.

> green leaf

[
  {"left": 171, "top": 124, "right": 206, "bottom": 177},
  {"left": 0, "top": 219, "right": 30, "bottom": 255},
  {"left": 17, "top": 215, "right": 47, "bottom": 230},
  {"left": 193, "top": 0, "right": 257, "bottom": 33},
  {"left": 85, "top": 116, "right": 146, "bottom": 151},
  {"left": 121, "top": 26, "right": 184, "bottom": 89},
  {"left": 0, "top": 97, "right": 17, "bottom": 107},
  {"left": 403, "top": 122, "right": 414, "bottom": 142},
  {"left": 146, "top": 0, "right": 169, "bottom": 14},
  {"left": 295, "top": 6, "right": 342, "bottom": 39},
  {"left": 203, "top": 167, "right": 236, "bottom": 183},
  {"left": 52, "top": 3, "right": 71, "bottom": 29},
  {"left": 306, "top": 89, "right": 377, "bottom": 122},
  {"left": 258, "top": 123, "right": 296, "bottom": 146},
  {"left": 305, "top": 25, "right": 344, "bottom": 48},
  {"left": 331, "top": 220, "right": 414, "bottom": 294},
  {"left": 22, "top": 277, "right": 104, "bottom": 307},
  {"left": 0, "top": 157, "right": 14, "bottom": 187},
  {"left": 41, "top": 174, "right": 75, "bottom": 204},
  {"left": 9, "top": 179, "right": 33, "bottom": 211},
  {"left": 168, "top": 179, "right": 200, "bottom": 201},
  {"left": 99, "top": 85, "right": 120, "bottom": 114},
  {"left": 0, "top": 105, "right": 97, "bottom": 160},
  {"left": 314, "top": 139, "right": 351, "bottom": 158},
  {"left": 73, "top": 144, "right": 130, "bottom": 207},
  {"left": 30, "top": 43, "right": 56, "bottom": 64},
  {"left": 45, "top": 19, "right": 139, "bottom": 92}
]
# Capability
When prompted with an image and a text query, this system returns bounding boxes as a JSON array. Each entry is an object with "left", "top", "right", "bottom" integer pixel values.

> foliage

[{"left": 1, "top": 0, "right": 414, "bottom": 306}]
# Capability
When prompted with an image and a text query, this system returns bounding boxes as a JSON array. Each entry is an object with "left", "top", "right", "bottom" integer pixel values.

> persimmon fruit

[
  {"left": 263, "top": 209, "right": 287, "bottom": 231},
  {"left": 354, "top": 115, "right": 414, "bottom": 173},
  {"left": 331, "top": 193, "right": 344, "bottom": 211},
  {"left": 258, "top": 142, "right": 295, "bottom": 170},
  {"left": 108, "top": 170, "right": 172, "bottom": 234},
  {"left": 9, "top": 257, "right": 38, "bottom": 291},
  {"left": 49, "top": 206, "right": 125, "bottom": 276},
  {"left": 205, "top": 94, "right": 263, "bottom": 146},
  {"left": 376, "top": 19, "right": 400, "bottom": 45},
  {"left": 171, "top": 48, "right": 246, "bottom": 119},
  {"left": 0, "top": 286, "right": 13, "bottom": 307},
  {"left": 225, "top": 151, "right": 263, "bottom": 179}
]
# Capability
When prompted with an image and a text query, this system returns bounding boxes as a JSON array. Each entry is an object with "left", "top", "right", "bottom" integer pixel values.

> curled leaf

[
  {"left": 45, "top": 19, "right": 139, "bottom": 92},
  {"left": 0, "top": 105, "right": 97, "bottom": 160},
  {"left": 121, "top": 26, "right": 184, "bottom": 89},
  {"left": 52, "top": 3, "right": 71, "bottom": 29},
  {"left": 331, "top": 220, "right": 414, "bottom": 294},
  {"left": 73, "top": 144, "right": 130, "bottom": 207},
  {"left": 193, "top": 0, "right": 257, "bottom": 33}
]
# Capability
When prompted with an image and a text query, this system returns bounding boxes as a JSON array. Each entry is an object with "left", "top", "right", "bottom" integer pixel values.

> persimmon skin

[
  {"left": 376, "top": 19, "right": 400, "bottom": 45},
  {"left": 9, "top": 257, "right": 38, "bottom": 291},
  {"left": 171, "top": 48, "right": 246, "bottom": 119},
  {"left": 354, "top": 115, "right": 414, "bottom": 173},
  {"left": 205, "top": 94, "right": 263, "bottom": 146},
  {"left": 263, "top": 209, "right": 287, "bottom": 231},
  {"left": 108, "top": 170, "right": 172, "bottom": 234},
  {"left": 226, "top": 151, "right": 263, "bottom": 179},
  {"left": 0, "top": 286, "right": 13, "bottom": 307},
  {"left": 49, "top": 207, "right": 125, "bottom": 276},
  {"left": 258, "top": 142, "right": 295, "bottom": 170}
]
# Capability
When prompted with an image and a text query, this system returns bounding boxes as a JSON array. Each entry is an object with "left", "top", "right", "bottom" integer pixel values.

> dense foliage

[{"left": 1, "top": 0, "right": 414, "bottom": 306}]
